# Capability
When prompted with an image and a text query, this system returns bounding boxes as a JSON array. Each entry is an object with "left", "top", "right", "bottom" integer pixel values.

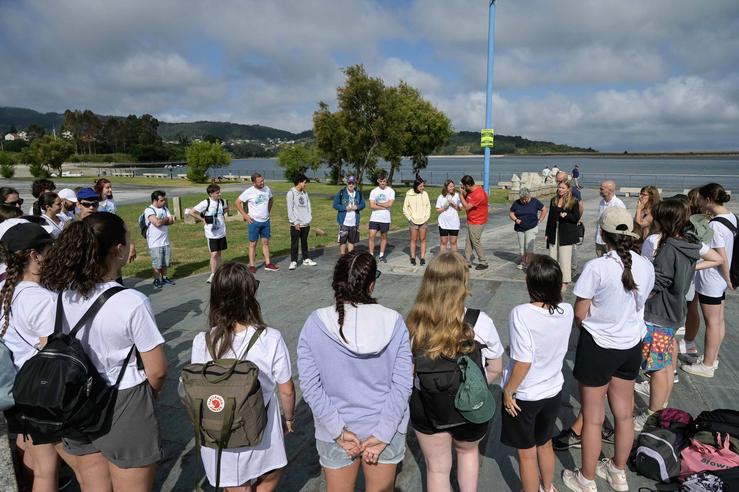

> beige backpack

[{"left": 180, "top": 329, "right": 267, "bottom": 491}]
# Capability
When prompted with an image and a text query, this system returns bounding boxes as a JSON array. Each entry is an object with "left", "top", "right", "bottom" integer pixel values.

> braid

[
  {"left": 0, "top": 245, "right": 31, "bottom": 337},
  {"left": 332, "top": 251, "right": 378, "bottom": 343},
  {"left": 609, "top": 233, "right": 637, "bottom": 291}
]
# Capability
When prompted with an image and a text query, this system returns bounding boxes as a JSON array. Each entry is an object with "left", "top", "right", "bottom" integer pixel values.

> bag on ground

[
  {"left": 179, "top": 329, "right": 267, "bottom": 491},
  {"left": 635, "top": 428, "right": 684, "bottom": 482},
  {"left": 12, "top": 287, "right": 132, "bottom": 438},
  {"left": 681, "top": 434, "right": 739, "bottom": 478},
  {"left": 692, "top": 410, "right": 739, "bottom": 454},
  {"left": 413, "top": 309, "right": 492, "bottom": 428}
]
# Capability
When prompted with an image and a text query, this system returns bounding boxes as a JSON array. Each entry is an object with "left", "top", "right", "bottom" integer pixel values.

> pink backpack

[{"left": 681, "top": 433, "right": 739, "bottom": 478}]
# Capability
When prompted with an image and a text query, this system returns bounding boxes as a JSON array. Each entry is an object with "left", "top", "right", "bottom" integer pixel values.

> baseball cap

[
  {"left": 346, "top": 175, "right": 357, "bottom": 184},
  {"left": 0, "top": 218, "right": 29, "bottom": 241},
  {"left": 0, "top": 222, "right": 53, "bottom": 252},
  {"left": 58, "top": 188, "right": 78, "bottom": 203},
  {"left": 600, "top": 207, "right": 639, "bottom": 239},
  {"left": 76, "top": 188, "right": 100, "bottom": 201}
]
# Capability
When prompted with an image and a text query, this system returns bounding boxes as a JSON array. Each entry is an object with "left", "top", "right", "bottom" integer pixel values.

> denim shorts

[
  {"left": 149, "top": 245, "right": 171, "bottom": 269},
  {"left": 316, "top": 432, "right": 406, "bottom": 469},
  {"left": 248, "top": 220, "right": 271, "bottom": 242}
]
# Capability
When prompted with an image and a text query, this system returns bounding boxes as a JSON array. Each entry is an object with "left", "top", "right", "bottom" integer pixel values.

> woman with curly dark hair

[
  {"left": 298, "top": 251, "right": 412, "bottom": 492},
  {"left": 189, "top": 262, "right": 295, "bottom": 491},
  {"left": 41, "top": 212, "right": 167, "bottom": 492}
]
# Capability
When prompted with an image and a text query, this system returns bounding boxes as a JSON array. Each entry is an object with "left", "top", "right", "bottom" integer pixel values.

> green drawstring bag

[{"left": 454, "top": 355, "right": 494, "bottom": 424}]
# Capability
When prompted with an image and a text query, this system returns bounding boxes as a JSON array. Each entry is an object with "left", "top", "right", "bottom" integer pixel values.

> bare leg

[
  {"left": 324, "top": 461, "right": 361, "bottom": 492},
  {"left": 453, "top": 438, "right": 481, "bottom": 492},
  {"left": 261, "top": 238, "right": 271, "bottom": 264},
  {"left": 537, "top": 441, "right": 555, "bottom": 492},
  {"left": 684, "top": 297, "right": 700, "bottom": 345},
  {"left": 347, "top": 242, "right": 355, "bottom": 253},
  {"left": 380, "top": 232, "right": 388, "bottom": 255},
  {"left": 24, "top": 440, "right": 60, "bottom": 492},
  {"left": 440, "top": 235, "right": 449, "bottom": 252},
  {"left": 450, "top": 235, "right": 458, "bottom": 252},
  {"left": 72, "top": 452, "right": 112, "bottom": 492},
  {"left": 701, "top": 301, "right": 725, "bottom": 366},
  {"left": 420, "top": 227, "right": 427, "bottom": 259},
  {"left": 607, "top": 377, "right": 636, "bottom": 470},
  {"left": 579, "top": 383, "right": 609, "bottom": 480},
  {"left": 517, "top": 447, "right": 539, "bottom": 492},
  {"left": 648, "top": 368, "right": 671, "bottom": 412},
  {"left": 248, "top": 241, "right": 257, "bottom": 266},
  {"left": 414, "top": 430, "right": 453, "bottom": 492},
  {"left": 361, "top": 461, "right": 397, "bottom": 492},
  {"left": 109, "top": 462, "right": 156, "bottom": 492},
  {"left": 368, "top": 229, "right": 377, "bottom": 255},
  {"left": 410, "top": 228, "right": 418, "bottom": 259},
  {"left": 210, "top": 251, "right": 221, "bottom": 274},
  {"left": 252, "top": 467, "right": 284, "bottom": 492}
]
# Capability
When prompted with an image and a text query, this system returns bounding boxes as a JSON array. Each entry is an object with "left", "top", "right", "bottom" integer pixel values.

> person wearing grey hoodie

[
  {"left": 286, "top": 173, "right": 316, "bottom": 270},
  {"left": 298, "top": 251, "right": 412, "bottom": 491}
]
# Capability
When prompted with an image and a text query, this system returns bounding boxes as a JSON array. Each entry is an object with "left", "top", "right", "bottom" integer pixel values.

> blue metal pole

[{"left": 483, "top": 0, "right": 496, "bottom": 192}]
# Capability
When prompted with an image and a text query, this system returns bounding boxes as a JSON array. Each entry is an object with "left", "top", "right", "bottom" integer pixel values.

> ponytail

[
  {"left": 0, "top": 244, "right": 32, "bottom": 337},
  {"left": 603, "top": 231, "right": 637, "bottom": 291},
  {"left": 332, "top": 252, "right": 378, "bottom": 343}
]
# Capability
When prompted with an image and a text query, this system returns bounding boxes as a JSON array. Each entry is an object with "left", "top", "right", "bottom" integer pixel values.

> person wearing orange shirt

[{"left": 459, "top": 175, "right": 489, "bottom": 270}]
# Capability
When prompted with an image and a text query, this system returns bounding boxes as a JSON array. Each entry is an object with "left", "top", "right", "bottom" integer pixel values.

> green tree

[
  {"left": 313, "top": 102, "right": 348, "bottom": 183},
  {"left": 0, "top": 151, "right": 15, "bottom": 179},
  {"left": 185, "top": 141, "right": 231, "bottom": 183},
  {"left": 22, "top": 135, "right": 74, "bottom": 177},
  {"left": 277, "top": 144, "right": 321, "bottom": 182}
]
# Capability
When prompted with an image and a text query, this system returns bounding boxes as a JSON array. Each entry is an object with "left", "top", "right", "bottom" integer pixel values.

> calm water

[{"left": 162, "top": 155, "right": 739, "bottom": 191}]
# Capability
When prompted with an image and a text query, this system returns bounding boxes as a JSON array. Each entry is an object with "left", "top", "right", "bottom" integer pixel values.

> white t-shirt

[
  {"left": 145, "top": 205, "right": 171, "bottom": 248},
  {"left": 643, "top": 233, "right": 710, "bottom": 262},
  {"left": 99, "top": 199, "right": 117, "bottom": 214},
  {"left": 193, "top": 198, "right": 227, "bottom": 239},
  {"left": 595, "top": 196, "right": 626, "bottom": 245},
  {"left": 191, "top": 326, "right": 291, "bottom": 486},
  {"left": 1, "top": 282, "right": 56, "bottom": 370},
  {"left": 695, "top": 214, "right": 737, "bottom": 297},
  {"left": 465, "top": 309, "right": 505, "bottom": 362},
  {"left": 61, "top": 282, "right": 165, "bottom": 390},
  {"left": 573, "top": 250, "right": 655, "bottom": 349},
  {"left": 436, "top": 193, "right": 461, "bottom": 230},
  {"left": 343, "top": 190, "right": 358, "bottom": 227},
  {"left": 41, "top": 213, "right": 66, "bottom": 239},
  {"left": 369, "top": 187, "right": 395, "bottom": 223},
  {"left": 238, "top": 186, "right": 272, "bottom": 222},
  {"left": 502, "top": 303, "right": 573, "bottom": 401}
]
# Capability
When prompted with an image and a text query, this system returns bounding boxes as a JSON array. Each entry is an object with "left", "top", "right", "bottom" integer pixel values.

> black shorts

[
  {"left": 4, "top": 408, "right": 62, "bottom": 445},
  {"left": 409, "top": 388, "right": 488, "bottom": 442},
  {"left": 438, "top": 227, "right": 460, "bottom": 237},
  {"left": 338, "top": 225, "right": 359, "bottom": 245},
  {"left": 698, "top": 292, "right": 725, "bottom": 305},
  {"left": 369, "top": 221, "right": 390, "bottom": 233},
  {"left": 207, "top": 237, "right": 228, "bottom": 252},
  {"left": 501, "top": 391, "right": 562, "bottom": 449},
  {"left": 573, "top": 329, "right": 642, "bottom": 387}
]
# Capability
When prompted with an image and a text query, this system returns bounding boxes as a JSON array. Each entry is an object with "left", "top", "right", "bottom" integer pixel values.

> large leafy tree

[
  {"left": 313, "top": 65, "right": 452, "bottom": 185},
  {"left": 22, "top": 135, "right": 74, "bottom": 177},
  {"left": 186, "top": 141, "right": 231, "bottom": 183},
  {"left": 277, "top": 144, "right": 322, "bottom": 182}
]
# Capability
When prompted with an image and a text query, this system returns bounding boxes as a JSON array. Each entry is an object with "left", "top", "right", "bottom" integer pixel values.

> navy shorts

[
  {"left": 369, "top": 221, "right": 390, "bottom": 233},
  {"left": 248, "top": 220, "right": 271, "bottom": 242}
]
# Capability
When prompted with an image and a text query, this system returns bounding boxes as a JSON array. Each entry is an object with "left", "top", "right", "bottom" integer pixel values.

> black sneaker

[
  {"left": 410, "top": 257, "right": 416, "bottom": 266},
  {"left": 553, "top": 428, "right": 581, "bottom": 450},
  {"left": 420, "top": 258, "right": 426, "bottom": 266},
  {"left": 475, "top": 264, "right": 489, "bottom": 270},
  {"left": 380, "top": 255, "right": 387, "bottom": 263}
]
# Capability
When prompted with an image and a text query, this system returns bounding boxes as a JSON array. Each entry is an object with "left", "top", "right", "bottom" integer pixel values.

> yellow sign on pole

[{"left": 480, "top": 129, "right": 494, "bottom": 148}]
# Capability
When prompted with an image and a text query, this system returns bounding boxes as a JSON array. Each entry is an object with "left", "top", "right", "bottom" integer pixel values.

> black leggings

[{"left": 290, "top": 225, "right": 310, "bottom": 262}]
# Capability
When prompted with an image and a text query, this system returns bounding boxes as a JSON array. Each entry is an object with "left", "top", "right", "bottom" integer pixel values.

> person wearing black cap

[{"left": 0, "top": 222, "right": 79, "bottom": 490}]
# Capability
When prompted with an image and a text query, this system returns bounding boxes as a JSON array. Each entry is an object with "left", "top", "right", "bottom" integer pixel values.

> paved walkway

[{"left": 85, "top": 189, "right": 739, "bottom": 490}]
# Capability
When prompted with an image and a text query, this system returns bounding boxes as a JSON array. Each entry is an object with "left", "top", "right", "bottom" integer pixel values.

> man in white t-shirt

[
  {"left": 367, "top": 171, "right": 395, "bottom": 262},
  {"left": 190, "top": 184, "right": 229, "bottom": 283},
  {"left": 235, "top": 173, "right": 278, "bottom": 273},
  {"left": 146, "top": 190, "right": 175, "bottom": 288},
  {"left": 594, "top": 180, "right": 625, "bottom": 257},
  {"left": 542, "top": 166, "right": 551, "bottom": 183}
]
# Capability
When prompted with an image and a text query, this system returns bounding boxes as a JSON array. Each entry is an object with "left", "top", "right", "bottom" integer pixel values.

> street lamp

[{"left": 482, "top": 0, "right": 497, "bottom": 192}]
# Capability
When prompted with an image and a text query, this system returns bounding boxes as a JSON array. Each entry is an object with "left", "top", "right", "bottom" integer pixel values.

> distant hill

[{"left": 0, "top": 106, "right": 597, "bottom": 154}]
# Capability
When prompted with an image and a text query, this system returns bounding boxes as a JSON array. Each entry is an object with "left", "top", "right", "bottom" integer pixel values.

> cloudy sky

[{"left": 1, "top": 0, "right": 738, "bottom": 151}]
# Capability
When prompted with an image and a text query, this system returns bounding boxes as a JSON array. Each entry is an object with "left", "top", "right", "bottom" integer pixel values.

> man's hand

[
  {"left": 128, "top": 243, "right": 137, "bottom": 263},
  {"left": 295, "top": 223, "right": 301, "bottom": 231},
  {"left": 242, "top": 213, "right": 253, "bottom": 224}
]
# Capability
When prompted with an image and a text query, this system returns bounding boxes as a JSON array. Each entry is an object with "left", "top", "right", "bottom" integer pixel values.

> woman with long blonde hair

[
  {"left": 406, "top": 252, "right": 503, "bottom": 492},
  {"left": 635, "top": 185, "right": 660, "bottom": 239},
  {"left": 544, "top": 180, "right": 581, "bottom": 292}
]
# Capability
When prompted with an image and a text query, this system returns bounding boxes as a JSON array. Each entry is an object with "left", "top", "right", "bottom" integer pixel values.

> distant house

[
  {"left": 17, "top": 131, "right": 28, "bottom": 141},
  {"left": 4, "top": 133, "right": 18, "bottom": 141}
]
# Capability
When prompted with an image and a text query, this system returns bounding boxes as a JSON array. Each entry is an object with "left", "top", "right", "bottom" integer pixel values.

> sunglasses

[
  {"left": 5, "top": 199, "right": 23, "bottom": 207},
  {"left": 79, "top": 201, "right": 99, "bottom": 208}
]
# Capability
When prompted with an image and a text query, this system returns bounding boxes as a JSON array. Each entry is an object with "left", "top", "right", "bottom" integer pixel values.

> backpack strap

[
  {"left": 60, "top": 286, "right": 127, "bottom": 338},
  {"left": 463, "top": 308, "right": 480, "bottom": 328},
  {"left": 711, "top": 216, "right": 738, "bottom": 235},
  {"left": 204, "top": 328, "right": 264, "bottom": 384}
]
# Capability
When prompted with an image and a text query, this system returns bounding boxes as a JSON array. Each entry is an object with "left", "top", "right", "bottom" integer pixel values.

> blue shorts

[
  {"left": 149, "top": 245, "right": 171, "bottom": 269},
  {"left": 316, "top": 432, "right": 406, "bottom": 469},
  {"left": 248, "top": 220, "right": 271, "bottom": 242}
]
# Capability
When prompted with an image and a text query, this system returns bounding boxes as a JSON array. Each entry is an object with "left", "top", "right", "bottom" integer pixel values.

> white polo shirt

[{"left": 595, "top": 196, "right": 626, "bottom": 245}]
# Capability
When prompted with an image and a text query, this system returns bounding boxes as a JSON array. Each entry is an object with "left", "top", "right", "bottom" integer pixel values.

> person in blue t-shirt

[
  {"left": 572, "top": 164, "right": 582, "bottom": 189},
  {"left": 509, "top": 187, "right": 547, "bottom": 270}
]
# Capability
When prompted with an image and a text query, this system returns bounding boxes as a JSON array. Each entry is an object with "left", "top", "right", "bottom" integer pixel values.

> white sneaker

[
  {"left": 634, "top": 410, "right": 655, "bottom": 432},
  {"left": 288, "top": 261, "right": 297, "bottom": 270},
  {"left": 596, "top": 458, "right": 628, "bottom": 491},
  {"left": 676, "top": 326, "right": 686, "bottom": 336},
  {"left": 206, "top": 273, "right": 214, "bottom": 284},
  {"left": 302, "top": 258, "right": 317, "bottom": 266},
  {"left": 634, "top": 380, "right": 651, "bottom": 397},
  {"left": 697, "top": 355, "right": 719, "bottom": 369},
  {"left": 681, "top": 362, "right": 715, "bottom": 378},
  {"left": 562, "top": 469, "right": 597, "bottom": 492},
  {"left": 678, "top": 338, "right": 698, "bottom": 354}
]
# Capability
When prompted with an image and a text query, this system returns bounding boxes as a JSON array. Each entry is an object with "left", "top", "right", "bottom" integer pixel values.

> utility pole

[{"left": 482, "top": 0, "right": 497, "bottom": 192}]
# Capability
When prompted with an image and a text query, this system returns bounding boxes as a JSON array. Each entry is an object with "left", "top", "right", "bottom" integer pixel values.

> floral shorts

[{"left": 641, "top": 322, "right": 675, "bottom": 371}]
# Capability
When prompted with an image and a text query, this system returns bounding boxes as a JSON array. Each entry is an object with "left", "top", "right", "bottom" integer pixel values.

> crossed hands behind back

[{"left": 336, "top": 429, "right": 388, "bottom": 465}]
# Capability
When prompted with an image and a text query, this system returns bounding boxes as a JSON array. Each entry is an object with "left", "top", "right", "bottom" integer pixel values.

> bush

[
  {"left": 277, "top": 144, "right": 321, "bottom": 183},
  {"left": 29, "top": 162, "right": 50, "bottom": 178},
  {"left": 186, "top": 141, "right": 231, "bottom": 183},
  {"left": 0, "top": 152, "right": 15, "bottom": 179}
]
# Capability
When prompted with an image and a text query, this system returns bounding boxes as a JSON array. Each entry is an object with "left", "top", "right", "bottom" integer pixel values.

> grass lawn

[{"left": 117, "top": 185, "right": 507, "bottom": 279}]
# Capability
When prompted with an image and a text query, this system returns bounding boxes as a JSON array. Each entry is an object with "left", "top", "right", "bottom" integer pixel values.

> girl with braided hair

[
  {"left": 0, "top": 221, "right": 80, "bottom": 491},
  {"left": 298, "top": 251, "right": 412, "bottom": 492},
  {"left": 563, "top": 207, "right": 655, "bottom": 492}
]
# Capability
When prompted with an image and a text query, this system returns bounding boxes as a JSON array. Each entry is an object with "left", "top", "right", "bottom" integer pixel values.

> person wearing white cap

[
  {"left": 56, "top": 188, "right": 78, "bottom": 222},
  {"left": 562, "top": 207, "right": 654, "bottom": 492}
]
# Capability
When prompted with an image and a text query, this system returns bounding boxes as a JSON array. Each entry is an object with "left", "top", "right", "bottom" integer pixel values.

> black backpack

[
  {"left": 710, "top": 216, "right": 739, "bottom": 287},
  {"left": 635, "top": 428, "right": 685, "bottom": 483},
  {"left": 691, "top": 409, "right": 739, "bottom": 454},
  {"left": 412, "top": 309, "right": 486, "bottom": 429},
  {"left": 12, "top": 287, "right": 135, "bottom": 439}
]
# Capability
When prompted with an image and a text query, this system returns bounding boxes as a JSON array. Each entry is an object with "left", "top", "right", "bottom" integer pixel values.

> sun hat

[
  {"left": 600, "top": 207, "right": 639, "bottom": 238},
  {"left": 57, "top": 188, "right": 78, "bottom": 203},
  {"left": 76, "top": 188, "right": 100, "bottom": 201},
  {"left": 0, "top": 222, "right": 53, "bottom": 252}
]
